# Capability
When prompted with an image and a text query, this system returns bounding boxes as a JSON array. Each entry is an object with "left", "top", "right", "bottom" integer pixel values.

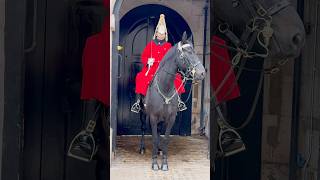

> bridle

[
  {"left": 214, "top": 0, "right": 291, "bottom": 74},
  {"left": 154, "top": 41, "right": 202, "bottom": 104},
  {"left": 212, "top": 0, "right": 291, "bottom": 131},
  {"left": 239, "top": 0, "right": 291, "bottom": 17},
  {"left": 177, "top": 42, "right": 202, "bottom": 80}
]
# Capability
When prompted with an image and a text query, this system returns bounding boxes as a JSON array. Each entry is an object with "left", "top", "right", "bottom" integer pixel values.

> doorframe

[
  {"left": 0, "top": 0, "right": 4, "bottom": 177},
  {"left": 1, "top": 0, "right": 26, "bottom": 179},
  {"left": 111, "top": 0, "right": 123, "bottom": 156}
]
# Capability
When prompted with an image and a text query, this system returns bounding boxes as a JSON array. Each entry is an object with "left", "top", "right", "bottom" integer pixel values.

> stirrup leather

[
  {"left": 178, "top": 98, "right": 187, "bottom": 111},
  {"left": 131, "top": 99, "right": 141, "bottom": 113}
]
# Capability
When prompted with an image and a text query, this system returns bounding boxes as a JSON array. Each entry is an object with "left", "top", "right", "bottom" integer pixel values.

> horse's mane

[{"left": 156, "top": 42, "right": 178, "bottom": 72}]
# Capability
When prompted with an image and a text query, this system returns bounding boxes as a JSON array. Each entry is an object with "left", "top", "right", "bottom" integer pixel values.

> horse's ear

[
  {"left": 182, "top": 31, "right": 187, "bottom": 43},
  {"left": 188, "top": 35, "right": 193, "bottom": 44}
]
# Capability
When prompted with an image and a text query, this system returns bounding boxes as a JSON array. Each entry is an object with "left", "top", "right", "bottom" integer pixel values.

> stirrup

[
  {"left": 217, "top": 118, "right": 246, "bottom": 157},
  {"left": 131, "top": 100, "right": 141, "bottom": 113},
  {"left": 219, "top": 128, "right": 246, "bottom": 157},
  {"left": 178, "top": 99, "right": 187, "bottom": 111}
]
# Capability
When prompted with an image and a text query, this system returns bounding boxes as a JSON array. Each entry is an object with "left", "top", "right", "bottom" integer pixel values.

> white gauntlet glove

[
  {"left": 147, "top": 58, "right": 155, "bottom": 66},
  {"left": 145, "top": 58, "right": 155, "bottom": 76}
]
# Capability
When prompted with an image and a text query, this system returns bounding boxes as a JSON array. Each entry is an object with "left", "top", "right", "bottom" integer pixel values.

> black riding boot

[{"left": 131, "top": 94, "right": 142, "bottom": 113}]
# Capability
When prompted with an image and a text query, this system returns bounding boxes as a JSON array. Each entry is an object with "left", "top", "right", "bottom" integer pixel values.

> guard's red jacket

[
  {"left": 211, "top": 36, "right": 240, "bottom": 103},
  {"left": 80, "top": 17, "right": 109, "bottom": 106},
  {"left": 135, "top": 40, "right": 185, "bottom": 96}
]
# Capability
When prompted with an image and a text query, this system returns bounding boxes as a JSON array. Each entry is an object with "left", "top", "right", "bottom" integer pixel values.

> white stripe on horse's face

[
  {"left": 178, "top": 42, "right": 192, "bottom": 51},
  {"left": 181, "top": 44, "right": 191, "bottom": 49}
]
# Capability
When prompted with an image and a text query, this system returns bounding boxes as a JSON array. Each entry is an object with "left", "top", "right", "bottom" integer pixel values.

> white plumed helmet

[{"left": 153, "top": 14, "right": 168, "bottom": 41}]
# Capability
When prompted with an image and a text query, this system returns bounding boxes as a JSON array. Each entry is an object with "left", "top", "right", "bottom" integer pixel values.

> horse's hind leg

[
  {"left": 139, "top": 113, "right": 146, "bottom": 154},
  {"left": 161, "top": 117, "right": 175, "bottom": 171},
  {"left": 150, "top": 116, "right": 160, "bottom": 170}
]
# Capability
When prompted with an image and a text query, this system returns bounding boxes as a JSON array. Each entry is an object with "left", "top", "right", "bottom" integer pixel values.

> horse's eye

[
  {"left": 186, "top": 49, "right": 193, "bottom": 53},
  {"left": 232, "top": 0, "right": 240, "bottom": 7}
]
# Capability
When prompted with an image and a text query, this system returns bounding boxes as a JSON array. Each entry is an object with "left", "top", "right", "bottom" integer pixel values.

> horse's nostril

[
  {"left": 201, "top": 72, "right": 206, "bottom": 77},
  {"left": 292, "top": 33, "right": 303, "bottom": 46}
]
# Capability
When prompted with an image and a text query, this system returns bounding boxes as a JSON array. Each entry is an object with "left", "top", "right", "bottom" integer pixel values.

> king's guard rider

[{"left": 131, "top": 14, "right": 187, "bottom": 113}]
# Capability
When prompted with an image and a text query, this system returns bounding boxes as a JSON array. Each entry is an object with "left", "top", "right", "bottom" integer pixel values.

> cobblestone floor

[{"left": 111, "top": 135, "right": 210, "bottom": 180}]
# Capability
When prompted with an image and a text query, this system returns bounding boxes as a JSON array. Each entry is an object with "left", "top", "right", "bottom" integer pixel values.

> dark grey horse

[
  {"left": 142, "top": 32, "right": 206, "bottom": 171},
  {"left": 213, "top": 0, "right": 305, "bottom": 59}
]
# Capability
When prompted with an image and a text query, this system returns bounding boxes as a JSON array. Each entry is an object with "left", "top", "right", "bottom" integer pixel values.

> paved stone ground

[{"left": 111, "top": 135, "right": 210, "bottom": 180}]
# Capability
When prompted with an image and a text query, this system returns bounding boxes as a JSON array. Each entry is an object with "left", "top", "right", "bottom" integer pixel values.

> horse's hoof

[
  {"left": 161, "top": 163, "right": 169, "bottom": 171},
  {"left": 139, "top": 148, "right": 145, "bottom": 155},
  {"left": 152, "top": 163, "right": 159, "bottom": 171}
]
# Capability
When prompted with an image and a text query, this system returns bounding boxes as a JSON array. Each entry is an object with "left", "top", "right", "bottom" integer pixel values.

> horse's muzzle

[{"left": 194, "top": 67, "right": 206, "bottom": 81}]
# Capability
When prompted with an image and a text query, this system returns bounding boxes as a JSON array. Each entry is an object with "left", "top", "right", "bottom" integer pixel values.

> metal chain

[{"left": 154, "top": 74, "right": 186, "bottom": 104}]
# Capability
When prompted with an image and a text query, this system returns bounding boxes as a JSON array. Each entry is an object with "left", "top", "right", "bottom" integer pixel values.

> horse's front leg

[
  {"left": 161, "top": 116, "right": 175, "bottom": 171},
  {"left": 150, "top": 115, "right": 159, "bottom": 170},
  {"left": 139, "top": 113, "right": 146, "bottom": 154},
  {"left": 157, "top": 123, "right": 162, "bottom": 155}
]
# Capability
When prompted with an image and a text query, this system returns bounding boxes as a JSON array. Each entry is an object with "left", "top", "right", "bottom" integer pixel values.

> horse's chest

[
  {"left": 157, "top": 103, "right": 177, "bottom": 117},
  {"left": 162, "top": 104, "right": 174, "bottom": 113}
]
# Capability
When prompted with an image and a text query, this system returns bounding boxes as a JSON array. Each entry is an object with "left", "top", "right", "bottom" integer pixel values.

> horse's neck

[{"left": 157, "top": 49, "right": 178, "bottom": 95}]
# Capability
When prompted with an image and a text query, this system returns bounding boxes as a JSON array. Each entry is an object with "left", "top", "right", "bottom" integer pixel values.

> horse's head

[
  {"left": 214, "top": 0, "right": 305, "bottom": 59},
  {"left": 176, "top": 32, "right": 206, "bottom": 82}
]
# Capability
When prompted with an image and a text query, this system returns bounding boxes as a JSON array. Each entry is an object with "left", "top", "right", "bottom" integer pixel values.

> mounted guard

[{"left": 131, "top": 14, "right": 186, "bottom": 113}]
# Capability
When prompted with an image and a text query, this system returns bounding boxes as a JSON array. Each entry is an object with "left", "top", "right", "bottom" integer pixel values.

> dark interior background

[{"left": 23, "top": 0, "right": 107, "bottom": 179}]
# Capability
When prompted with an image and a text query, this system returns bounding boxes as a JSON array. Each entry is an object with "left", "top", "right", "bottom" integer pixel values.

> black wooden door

[
  {"left": 117, "top": 5, "right": 192, "bottom": 135},
  {"left": 23, "top": 0, "right": 106, "bottom": 180}
]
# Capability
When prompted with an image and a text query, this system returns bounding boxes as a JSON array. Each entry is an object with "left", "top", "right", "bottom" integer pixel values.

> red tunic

[
  {"left": 135, "top": 41, "right": 185, "bottom": 96},
  {"left": 80, "top": 17, "right": 110, "bottom": 106},
  {"left": 211, "top": 36, "right": 240, "bottom": 103}
]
